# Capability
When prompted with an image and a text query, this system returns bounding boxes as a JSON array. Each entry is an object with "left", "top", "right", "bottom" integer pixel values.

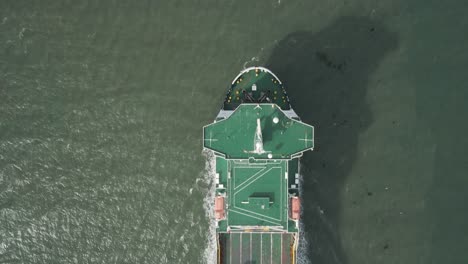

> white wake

[{"left": 202, "top": 150, "right": 217, "bottom": 264}]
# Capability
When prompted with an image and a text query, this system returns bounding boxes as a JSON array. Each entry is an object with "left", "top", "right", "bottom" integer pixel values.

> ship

[{"left": 203, "top": 67, "right": 314, "bottom": 264}]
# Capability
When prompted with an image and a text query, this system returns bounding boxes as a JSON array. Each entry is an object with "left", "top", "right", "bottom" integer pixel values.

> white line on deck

[
  {"left": 233, "top": 173, "right": 285, "bottom": 222},
  {"left": 240, "top": 233, "right": 242, "bottom": 264},
  {"left": 260, "top": 233, "right": 263, "bottom": 264},
  {"left": 270, "top": 233, "right": 273, "bottom": 264},
  {"left": 232, "top": 167, "right": 284, "bottom": 222},
  {"left": 233, "top": 167, "right": 266, "bottom": 190},
  {"left": 250, "top": 233, "right": 252, "bottom": 262},
  {"left": 234, "top": 167, "right": 276, "bottom": 193},
  {"left": 230, "top": 234, "right": 232, "bottom": 264},
  {"left": 298, "top": 132, "right": 313, "bottom": 148},
  {"left": 233, "top": 160, "right": 282, "bottom": 165},
  {"left": 281, "top": 233, "right": 283, "bottom": 264},
  {"left": 233, "top": 205, "right": 282, "bottom": 222},
  {"left": 229, "top": 209, "right": 279, "bottom": 225},
  {"left": 204, "top": 131, "right": 218, "bottom": 147}
]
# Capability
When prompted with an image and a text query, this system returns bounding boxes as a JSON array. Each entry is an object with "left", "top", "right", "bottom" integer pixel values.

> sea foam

[
  {"left": 202, "top": 150, "right": 217, "bottom": 264},
  {"left": 296, "top": 170, "right": 312, "bottom": 264}
]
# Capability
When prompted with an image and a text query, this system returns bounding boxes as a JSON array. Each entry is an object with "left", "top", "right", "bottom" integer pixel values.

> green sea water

[{"left": 1, "top": 1, "right": 467, "bottom": 263}]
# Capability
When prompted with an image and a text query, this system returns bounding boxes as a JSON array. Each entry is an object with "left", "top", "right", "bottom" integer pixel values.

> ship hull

[{"left": 203, "top": 67, "right": 314, "bottom": 264}]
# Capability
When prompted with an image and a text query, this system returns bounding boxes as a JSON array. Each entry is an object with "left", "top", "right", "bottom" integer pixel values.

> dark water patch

[
  {"left": 401, "top": 1, "right": 468, "bottom": 262},
  {"left": 266, "top": 16, "right": 398, "bottom": 263}
]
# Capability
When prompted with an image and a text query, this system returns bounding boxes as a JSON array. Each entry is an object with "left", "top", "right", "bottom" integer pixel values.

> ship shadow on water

[{"left": 266, "top": 17, "right": 398, "bottom": 264}]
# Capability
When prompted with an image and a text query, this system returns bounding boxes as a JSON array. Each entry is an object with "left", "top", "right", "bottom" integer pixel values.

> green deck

[
  {"left": 204, "top": 104, "right": 314, "bottom": 160},
  {"left": 227, "top": 159, "right": 288, "bottom": 228}
]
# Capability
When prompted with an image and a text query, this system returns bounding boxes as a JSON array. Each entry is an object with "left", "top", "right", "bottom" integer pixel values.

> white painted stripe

[
  {"left": 229, "top": 209, "right": 279, "bottom": 226},
  {"left": 240, "top": 233, "right": 242, "bottom": 264},
  {"left": 232, "top": 206, "right": 282, "bottom": 222},
  {"left": 281, "top": 234, "right": 283, "bottom": 264},
  {"left": 250, "top": 233, "right": 252, "bottom": 262},
  {"left": 270, "top": 233, "right": 273, "bottom": 264},
  {"left": 233, "top": 167, "right": 268, "bottom": 190},
  {"left": 233, "top": 167, "right": 284, "bottom": 222},
  {"left": 260, "top": 233, "right": 263, "bottom": 264},
  {"left": 234, "top": 167, "right": 280, "bottom": 194}
]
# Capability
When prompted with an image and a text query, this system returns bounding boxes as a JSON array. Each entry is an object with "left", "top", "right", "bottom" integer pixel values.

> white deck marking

[
  {"left": 250, "top": 233, "right": 252, "bottom": 261},
  {"left": 233, "top": 167, "right": 267, "bottom": 190},
  {"left": 204, "top": 131, "right": 218, "bottom": 147},
  {"left": 270, "top": 233, "right": 273, "bottom": 264},
  {"left": 229, "top": 209, "right": 279, "bottom": 225},
  {"left": 233, "top": 167, "right": 284, "bottom": 222},
  {"left": 229, "top": 228, "right": 284, "bottom": 232},
  {"left": 282, "top": 170, "right": 289, "bottom": 222},
  {"left": 233, "top": 166, "right": 279, "bottom": 196},
  {"left": 233, "top": 205, "right": 282, "bottom": 222},
  {"left": 234, "top": 167, "right": 278, "bottom": 194},
  {"left": 240, "top": 233, "right": 242, "bottom": 264},
  {"left": 230, "top": 234, "right": 232, "bottom": 264},
  {"left": 260, "top": 233, "right": 263, "bottom": 264},
  {"left": 281, "top": 234, "right": 283, "bottom": 264},
  {"left": 232, "top": 160, "right": 281, "bottom": 165},
  {"left": 298, "top": 132, "right": 313, "bottom": 148}
]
